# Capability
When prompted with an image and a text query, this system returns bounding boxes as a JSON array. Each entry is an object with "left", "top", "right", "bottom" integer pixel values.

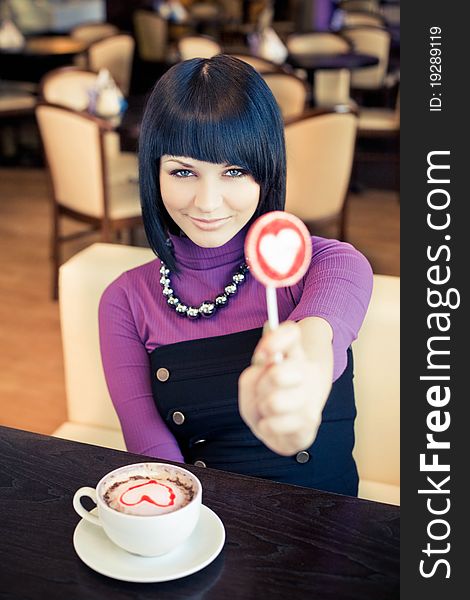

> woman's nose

[{"left": 193, "top": 180, "right": 223, "bottom": 212}]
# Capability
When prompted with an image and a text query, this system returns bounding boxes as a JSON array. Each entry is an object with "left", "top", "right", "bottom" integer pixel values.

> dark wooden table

[
  {"left": 287, "top": 52, "right": 379, "bottom": 83},
  {"left": 288, "top": 52, "right": 379, "bottom": 73},
  {"left": 287, "top": 52, "right": 379, "bottom": 92},
  {"left": 0, "top": 426, "right": 399, "bottom": 599},
  {"left": 0, "top": 36, "right": 87, "bottom": 83}
]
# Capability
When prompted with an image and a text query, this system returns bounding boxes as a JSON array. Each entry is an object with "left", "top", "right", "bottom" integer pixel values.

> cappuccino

[
  {"left": 74, "top": 462, "right": 202, "bottom": 556},
  {"left": 101, "top": 464, "right": 195, "bottom": 517}
]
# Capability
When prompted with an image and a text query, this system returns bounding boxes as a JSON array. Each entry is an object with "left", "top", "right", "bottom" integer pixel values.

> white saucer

[{"left": 73, "top": 505, "right": 225, "bottom": 583}]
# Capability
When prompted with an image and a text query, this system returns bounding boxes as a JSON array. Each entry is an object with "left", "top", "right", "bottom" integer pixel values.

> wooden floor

[{"left": 0, "top": 167, "right": 399, "bottom": 436}]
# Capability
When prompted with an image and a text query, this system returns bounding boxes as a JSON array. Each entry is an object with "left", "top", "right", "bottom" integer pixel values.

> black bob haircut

[{"left": 138, "top": 54, "right": 286, "bottom": 272}]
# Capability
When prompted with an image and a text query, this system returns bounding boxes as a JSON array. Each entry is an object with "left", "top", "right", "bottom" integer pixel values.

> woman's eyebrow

[
  {"left": 163, "top": 159, "right": 195, "bottom": 168},
  {"left": 163, "top": 158, "right": 242, "bottom": 168}
]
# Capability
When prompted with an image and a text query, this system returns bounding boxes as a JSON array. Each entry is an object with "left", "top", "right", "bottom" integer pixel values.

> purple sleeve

[
  {"left": 288, "top": 238, "right": 373, "bottom": 381},
  {"left": 98, "top": 275, "right": 184, "bottom": 462}
]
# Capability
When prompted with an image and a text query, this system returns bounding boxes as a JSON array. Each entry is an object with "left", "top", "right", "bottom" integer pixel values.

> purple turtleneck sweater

[{"left": 98, "top": 228, "right": 373, "bottom": 462}]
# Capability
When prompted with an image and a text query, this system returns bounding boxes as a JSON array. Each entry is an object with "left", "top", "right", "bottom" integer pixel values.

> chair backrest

[
  {"left": 177, "top": 35, "right": 221, "bottom": 60},
  {"left": 39, "top": 67, "right": 123, "bottom": 160},
  {"left": 287, "top": 32, "right": 351, "bottom": 56},
  {"left": 284, "top": 108, "right": 358, "bottom": 222},
  {"left": 35, "top": 104, "right": 107, "bottom": 218},
  {"left": 358, "top": 89, "right": 400, "bottom": 133},
  {"left": 230, "top": 53, "right": 285, "bottom": 73},
  {"left": 59, "top": 243, "right": 155, "bottom": 429},
  {"left": 39, "top": 67, "right": 97, "bottom": 111},
  {"left": 133, "top": 9, "right": 168, "bottom": 61},
  {"left": 342, "top": 11, "right": 385, "bottom": 28},
  {"left": 87, "top": 34, "right": 135, "bottom": 95},
  {"left": 352, "top": 274, "right": 400, "bottom": 504},
  {"left": 341, "top": 26, "right": 391, "bottom": 89},
  {"left": 70, "top": 22, "right": 119, "bottom": 45},
  {"left": 261, "top": 72, "right": 307, "bottom": 120}
]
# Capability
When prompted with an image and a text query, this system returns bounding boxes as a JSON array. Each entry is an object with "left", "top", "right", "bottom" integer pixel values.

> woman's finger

[
  {"left": 238, "top": 364, "right": 264, "bottom": 426},
  {"left": 255, "top": 359, "right": 304, "bottom": 398},
  {"left": 257, "top": 389, "right": 304, "bottom": 418},
  {"left": 257, "top": 413, "right": 308, "bottom": 438}
]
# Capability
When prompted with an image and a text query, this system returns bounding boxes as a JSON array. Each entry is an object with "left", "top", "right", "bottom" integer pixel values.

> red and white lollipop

[{"left": 245, "top": 211, "right": 312, "bottom": 330}]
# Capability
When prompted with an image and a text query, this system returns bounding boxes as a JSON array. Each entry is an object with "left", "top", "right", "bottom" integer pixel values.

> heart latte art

[
  {"left": 102, "top": 467, "right": 195, "bottom": 516},
  {"left": 258, "top": 228, "right": 302, "bottom": 276}
]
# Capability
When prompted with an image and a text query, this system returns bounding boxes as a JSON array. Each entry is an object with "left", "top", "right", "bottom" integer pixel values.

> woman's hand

[{"left": 238, "top": 318, "right": 334, "bottom": 456}]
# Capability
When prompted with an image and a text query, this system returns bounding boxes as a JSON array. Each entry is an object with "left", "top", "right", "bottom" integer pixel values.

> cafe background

[{"left": 0, "top": 0, "right": 400, "bottom": 502}]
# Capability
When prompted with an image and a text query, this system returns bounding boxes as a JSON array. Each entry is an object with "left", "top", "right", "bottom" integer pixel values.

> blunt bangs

[{"left": 139, "top": 55, "right": 286, "bottom": 271}]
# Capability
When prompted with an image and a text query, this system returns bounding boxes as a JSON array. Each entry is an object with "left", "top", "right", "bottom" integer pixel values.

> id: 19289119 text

[{"left": 429, "top": 26, "right": 443, "bottom": 112}]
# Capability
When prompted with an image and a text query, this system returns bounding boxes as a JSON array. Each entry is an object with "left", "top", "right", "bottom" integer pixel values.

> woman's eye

[
  {"left": 171, "top": 169, "right": 194, "bottom": 178},
  {"left": 225, "top": 168, "right": 246, "bottom": 178}
]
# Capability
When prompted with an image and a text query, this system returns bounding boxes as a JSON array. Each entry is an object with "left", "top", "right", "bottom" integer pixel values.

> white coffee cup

[{"left": 73, "top": 462, "right": 202, "bottom": 557}]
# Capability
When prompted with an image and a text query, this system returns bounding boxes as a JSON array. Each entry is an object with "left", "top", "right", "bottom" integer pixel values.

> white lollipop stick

[
  {"left": 266, "top": 285, "right": 279, "bottom": 330},
  {"left": 266, "top": 286, "right": 283, "bottom": 364}
]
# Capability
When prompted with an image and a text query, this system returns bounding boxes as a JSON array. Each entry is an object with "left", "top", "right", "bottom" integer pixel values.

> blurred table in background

[
  {"left": 288, "top": 52, "right": 379, "bottom": 85},
  {"left": 0, "top": 36, "right": 87, "bottom": 82}
]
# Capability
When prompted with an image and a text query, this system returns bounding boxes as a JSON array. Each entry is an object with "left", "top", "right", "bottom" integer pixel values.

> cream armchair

[
  {"left": 55, "top": 244, "right": 399, "bottom": 504},
  {"left": 54, "top": 243, "right": 154, "bottom": 450},
  {"left": 353, "top": 274, "right": 400, "bottom": 505}
]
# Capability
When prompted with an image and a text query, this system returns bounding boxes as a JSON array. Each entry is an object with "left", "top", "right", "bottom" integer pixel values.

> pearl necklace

[{"left": 159, "top": 262, "right": 249, "bottom": 319}]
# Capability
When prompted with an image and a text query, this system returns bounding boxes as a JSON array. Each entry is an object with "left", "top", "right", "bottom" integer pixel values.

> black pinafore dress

[{"left": 150, "top": 328, "right": 358, "bottom": 496}]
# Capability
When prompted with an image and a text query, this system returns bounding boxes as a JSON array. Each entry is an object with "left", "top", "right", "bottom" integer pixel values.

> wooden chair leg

[{"left": 101, "top": 221, "right": 112, "bottom": 243}]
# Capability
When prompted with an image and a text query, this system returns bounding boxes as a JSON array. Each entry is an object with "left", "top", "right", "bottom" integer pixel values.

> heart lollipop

[{"left": 245, "top": 211, "right": 312, "bottom": 330}]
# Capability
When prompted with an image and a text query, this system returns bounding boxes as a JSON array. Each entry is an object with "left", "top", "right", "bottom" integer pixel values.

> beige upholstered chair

[
  {"left": 133, "top": 9, "right": 168, "bottom": 62},
  {"left": 286, "top": 32, "right": 352, "bottom": 56},
  {"left": 39, "top": 67, "right": 96, "bottom": 111},
  {"left": 35, "top": 104, "right": 142, "bottom": 299},
  {"left": 358, "top": 90, "right": 400, "bottom": 134},
  {"left": 353, "top": 274, "right": 400, "bottom": 505},
  {"left": 341, "top": 26, "right": 391, "bottom": 90},
  {"left": 342, "top": 11, "right": 385, "bottom": 28},
  {"left": 70, "top": 22, "right": 119, "bottom": 68},
  {"left": 87, "top": 34, "right": 135, "bottom": 96},
  {"left": 38, "top": 67, "right": 137, "bottom": 187},
  {"left": 55, "top": 243, "right": 399, "bottom": 505},
  {"left": 284, "top": 107, "right": 358, "bottom": 239},
  {"left": 177, "top": 35, "right": 221, "bottom": 60},
  {"left": 70, "top": 22, "right": 119, "bottom": 45},
  {"left": 261, "top": 72, "right": 308, "bottom": 120},
  {"left": 54, "top": 243, "right": 155, "bottom": 450}
]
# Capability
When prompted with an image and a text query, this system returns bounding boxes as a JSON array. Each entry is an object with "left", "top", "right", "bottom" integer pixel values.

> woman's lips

[{"left": 188, "top": 216, "right": 232, "bottom": 231}]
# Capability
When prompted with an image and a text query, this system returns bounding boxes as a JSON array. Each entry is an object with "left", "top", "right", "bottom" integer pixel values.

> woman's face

[{"left": 159, "top": 155, "right": 261, "bottom": 248}]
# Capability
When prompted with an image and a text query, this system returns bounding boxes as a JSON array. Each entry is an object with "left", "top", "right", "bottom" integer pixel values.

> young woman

[{"left": 99, "top": 55, "right": 373, "bottom": 496}]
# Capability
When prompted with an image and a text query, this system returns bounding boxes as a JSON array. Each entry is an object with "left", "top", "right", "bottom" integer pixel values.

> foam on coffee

[{"left": 101, "top": 464, "right": 195, "bottom": 516}]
